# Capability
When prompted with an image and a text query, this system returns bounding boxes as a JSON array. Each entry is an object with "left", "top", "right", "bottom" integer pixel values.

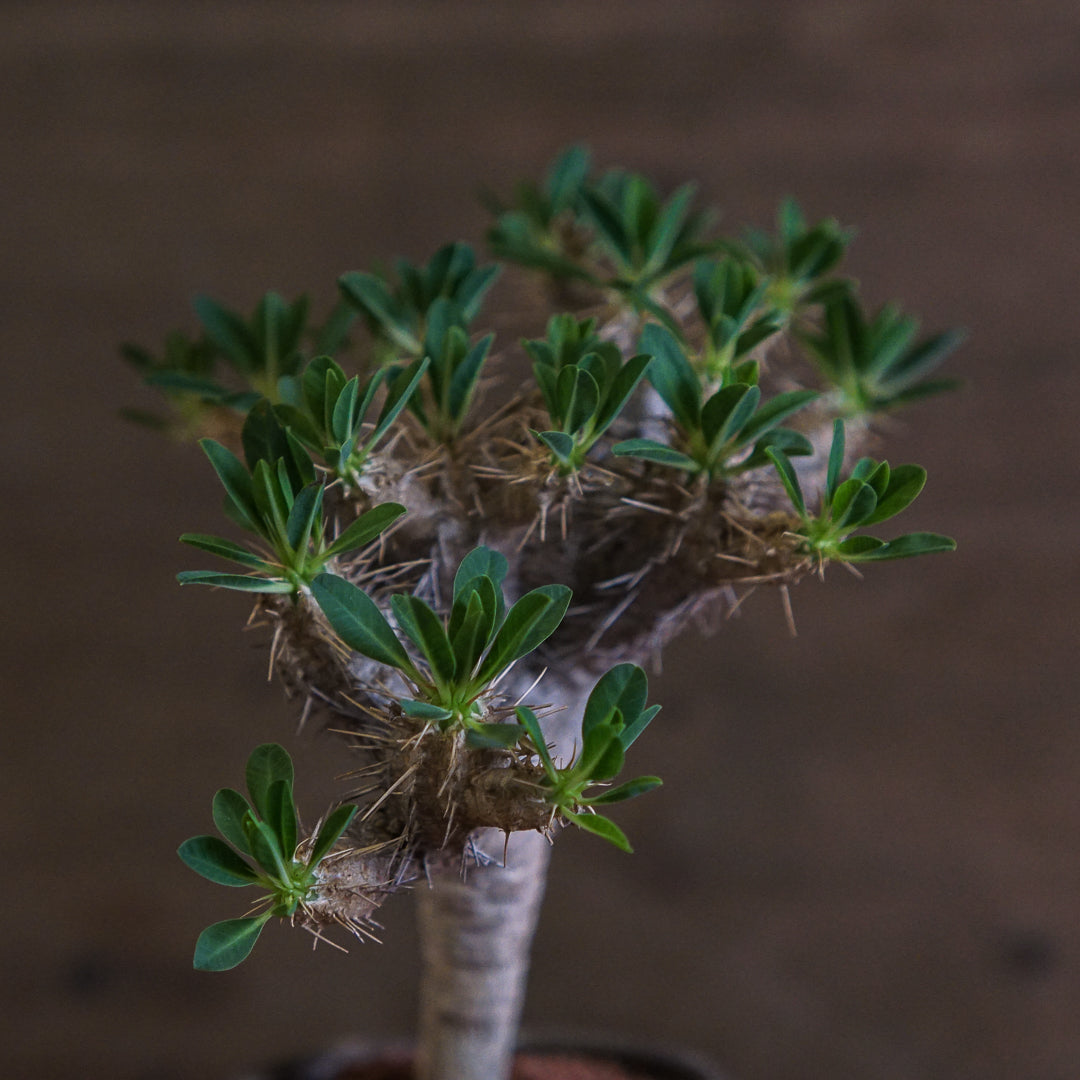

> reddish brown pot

[{"left": 240, "top": 1035, "right": 727, "bottom": 1080}]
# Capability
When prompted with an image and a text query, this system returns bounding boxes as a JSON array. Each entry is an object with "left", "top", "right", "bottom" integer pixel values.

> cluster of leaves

[
  {"left": 338, "top": 242, "right": 499, "bottom": 363},
  {"left": 689, "top": 256, "right": 784, "bottom": 383},
  {"left": 516, "top": 664, "right": 661, "bottom": 853},
  {"left": 613, "top": 324, "right": 817, "bottom": 481},
  {"left": 524, "top": 314, "right": 652, "bottom": 473},
  {"left": 161, "top": 152, "right": 964, "bottom": 975},
  {"left": 735, "top": 197, "right": 853, "bottom": 319},
  {"left": 484, "top": 145, "right": 594, "bottom": 281},
  {"left": 488, "top": 145, "right": 717, "bottom": 316},
  {"left": 271, "top": 354, "right": 428, "bottom": 487},
  {"left": 122, "top": 292, "right": 354, "bottom": 430},
  {"left": 179, "top": 404, "right": 405, "bottom": 594},
  {"left": 310, "top": 547, "right": 570, "bottom": 734},
  {"left": 391, "top": 299, "right": 494, "bottom": 442},
  {"left": 799, "top": 292, "right": 965, "bottom": 415},
  {"left": 337, "top": 245, "right": 500, "bottom": 441},
  {"left": 178, "top": 744, "right": 358, "bottom": 970},
  {"left": 766, "top": 419, "right": 957, "bottom": 563}
]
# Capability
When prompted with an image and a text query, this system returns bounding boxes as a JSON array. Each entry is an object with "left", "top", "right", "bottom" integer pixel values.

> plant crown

[{"left": 127, "top": 147, "right": 961, "bottom": 968}]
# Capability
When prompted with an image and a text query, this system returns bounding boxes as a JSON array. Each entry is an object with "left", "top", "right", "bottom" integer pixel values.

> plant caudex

[
  {"left": 178, "top": 743, "right": 358, "bottom": 970},
  {"left": 147, "top": 150, "right": 959, "bottom": 1024}
]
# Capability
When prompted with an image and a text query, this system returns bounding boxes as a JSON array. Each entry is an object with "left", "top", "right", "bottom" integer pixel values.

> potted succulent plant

[{"left": 125, "top": 147, "right": 961, "bottom": 1080}]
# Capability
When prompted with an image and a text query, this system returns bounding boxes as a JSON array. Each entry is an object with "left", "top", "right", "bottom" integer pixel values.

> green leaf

[
  {"left": 515, "top": 705, "right": 556, "bottom": 777},
  {"left": 265, "top": 778, "right": 298, "bottom": 860},
  {"left": 700, "top": 383, "right": 760, "bottom": 448},
  {"left": 581, "top": 186, "right": 633, "bottom": 266},
  {"left": 284, "top": 484, "right": 324, "bottom": 557},
  {"left": 861, "top": 464, "right": 926, "bottom": 525},
  {"left": 448, "top": 333, "right": 493, "bottom": 424},
  {"left": 611, "top": 439, "right": 700, "bottom": 472},
  {"left": 453, "top": 546, "right": 509, "bottom": 608},
  {"left": 372, "top": 358, "right": 428, "bottom": 444},
  {"left": 737, "top": 389, "right": 818, "bottom": 445},
  {"left": 558, "top": 365, "right": 600, "bottom": 434},
  {"left": 450, "top": 566, "right": 503, "bottom": 647},
  {"left": 465, "top": 723, "right": 527, "bottom": 749},
  {"left": 449, "top": 588, "right": 495, "bottom": 681},
  {"left": 586, "top": 776, "right": 663, "bottom": 805},
  {"left": 310, "top": 573, "right": 416, "bottom": 674},
  {"left": 735, "top": 428, "right": 813, "bottom": 473},
  {"left": 563, "top": 810, "right": 633, "bottom": 853},
  {"left": 880, "top": 377, "right": 963, "bottom": 409},
  {"left": 199, "top": 439, "right": 259, "bottom": 533},
  {"left": 391, "top": 594, "right": 456, "bottom": 685},
  {"left": 547, "top": 144, "right": 590, "bottom": 212},
  {"left": 307, "top": 803, "right": 359, "bottom": 867},
  {"left": 536, "top": 430, "right": 575, "bottom": 465},
  {"left": 831, "top": 478, "right": 878, "bottom": 529},
  {"left": 618, "top": 703, "right": 661, "bottom": 751},
  {"left": 176, "top": 571, "right": 295, "bottom": 594},
  {"left": 250, "top": 459, "right": 289, "bottom": 542},
  {"left": 832, "top": 535, "right": 885, "bottom": 558},
  {"left": 212, "top": 788, "right": 254, "bottom": 855},
  {"left": 242, "top": 400, "right": 294, "bottom": 478},
  {"left": 243, "top": 815, "right": 288, "bottom": 878},
  {"left": 593, "top": 353, "right": 652, "bottom": 437},
  {"left": 323, "top": 502, "right": 406, "bottom": 558},
  {"left": 193, "top": 916, "right": 268, "bottom": 971},
  {"left": 142, "top": 371, "right": 230, "bottom": 399},
  {"left": 887, "top": 327, "right": 965, "bottom": 385},
  {"left": 399, "top": 699, "right": 455, "bottom": 721},
  {"left": 178, "top": 836, "right": 260, "bottom": 887},
  {"left": 640, "top": 324, "right": 700, "bottom": 429},
  {"left": 302, "top": 355, "right": 347, "bottom": 431},
  {"left": 314, "top": 301, "right": 356, "bottom": 357},
  {"left": 473, "top": 585, "right": 572, "bottom": 686},
  {"left": 644, "top": 182, "right": 696, "bottom": 274},
  {"left": 826, "top": 419, "right": 845, "bottom": 500},
  {"left": 578, "top": 723, "right": 626, "bottom": 781},
  {"left": 245, "top": 744, "right": 294, "bottom": 821},
  {"left": 583, "top": 664, "right": 647, "bottom": 738},
  {"left": 194, "top": 296, "right": 256, "bottom": 371},
  {"left": 179, "top": 534, "right": 270, "bottom": 570},
  {"left": 842, "top": 532, "right": 956, "bottom": 561},
  {"left": 338, "top": 272, "right": 420, "bottom": 355},
  {"left": 765, "top": 447, "right": 806, "bottom": 517},
  {"left": 331, "top": 375, "right": 361, "bottom": 444}
]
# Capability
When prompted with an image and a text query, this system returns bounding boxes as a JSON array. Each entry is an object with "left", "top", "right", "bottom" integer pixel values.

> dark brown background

[{"left": 4, "top": 3, "right": 1079, "bottom": 1079}]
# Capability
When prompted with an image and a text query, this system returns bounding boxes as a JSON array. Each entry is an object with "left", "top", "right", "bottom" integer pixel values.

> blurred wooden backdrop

[{"left": 4, "top": 3, "right": 1079, "bottom": 1078}]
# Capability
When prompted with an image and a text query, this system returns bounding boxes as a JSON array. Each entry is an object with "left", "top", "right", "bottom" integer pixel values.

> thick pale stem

[
  {"left": 415, "top": 829, "right": 551, "bottom": 1080},
  {"left": 413, "top": 673, "right": 588, "bottom": 1080}
]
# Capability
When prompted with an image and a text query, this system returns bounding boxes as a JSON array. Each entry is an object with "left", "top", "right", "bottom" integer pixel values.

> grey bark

[
  {"left": 415, "top": 829, "right": 552, "bottom": 1080},
  {"left": 412, "top": 675, "right": 588, "bottom": 1080}
]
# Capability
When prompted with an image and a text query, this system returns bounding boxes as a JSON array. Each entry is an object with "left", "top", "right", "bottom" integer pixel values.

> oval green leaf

[{"left": 193, "top": 916, "right": 268, "bottom": 972}]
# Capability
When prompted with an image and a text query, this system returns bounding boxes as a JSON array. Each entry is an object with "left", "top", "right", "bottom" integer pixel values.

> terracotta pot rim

[{"left": 238, "top": 1030, "right": 729, "bottom": 1080}]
